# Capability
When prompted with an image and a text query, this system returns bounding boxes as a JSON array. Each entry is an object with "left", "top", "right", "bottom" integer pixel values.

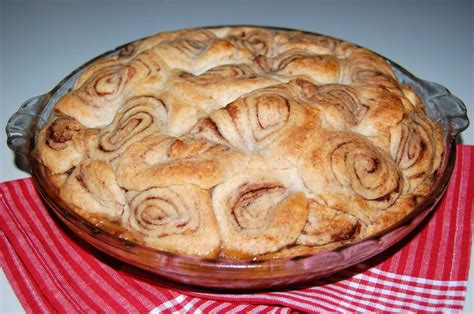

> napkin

[{"left": 1, "top": 145, "right": 473, "bottom": 313}]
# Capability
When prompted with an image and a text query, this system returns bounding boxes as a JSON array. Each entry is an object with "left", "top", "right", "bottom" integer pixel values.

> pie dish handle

[
  {"left": 418, "top": 79, "right": 470, "bottom": 137},
  {"left": 6, "top": 94, "right": 48, "bottom": 156},
  {"left": 389, "top": 62, "right": 469, "bottom": 137}
]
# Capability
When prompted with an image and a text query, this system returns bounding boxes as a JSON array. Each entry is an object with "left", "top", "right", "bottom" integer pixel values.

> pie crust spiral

[{"left": 37, "top": 27, "right": 444, "bottom": 259}]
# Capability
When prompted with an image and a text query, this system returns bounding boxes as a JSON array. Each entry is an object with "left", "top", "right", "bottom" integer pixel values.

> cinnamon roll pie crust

[{"left": 37, "top": 27, "right": 444, "bottom": 259}]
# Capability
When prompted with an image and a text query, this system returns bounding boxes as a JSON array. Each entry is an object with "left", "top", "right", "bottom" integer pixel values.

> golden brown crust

[
  {"left": 212, "top": 169, "right": 309, "bottom": 258},
  {"left": 297, "top": 198, "right": 363, "bottom": 246},
  {"left": 124, "top": 185, "right": 220, "bottom": 258},
  {"left": 36, "top": 26, "right": 444, "bottom": 259},
  {"left": 37, "top": 115, "right": 86, "bottom": 174},
  {"left": 60, "top": 159, "right": 126, "bottom": 222},
  {"left": 115, "top": 134, "right": 249, "bottom": 191},
  {"left": 191, "top": 82, "right": 321, "bottom": 168},
  {"left": 55, "top": 49, "right": 167, "bottom": 128},
  {"left": 298, "top": 130, "right": 406, "bottom": 215},
  {"left": 84, "top": 94, "right": 168, "bottom": 163}
]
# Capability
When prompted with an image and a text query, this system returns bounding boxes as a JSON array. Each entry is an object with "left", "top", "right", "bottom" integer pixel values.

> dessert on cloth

[
  {"left": 0, "top": 145, "right": 471, "bottom": 311},
  {"left": 36, "top": 27, "right": 444, "bottom": 259}
]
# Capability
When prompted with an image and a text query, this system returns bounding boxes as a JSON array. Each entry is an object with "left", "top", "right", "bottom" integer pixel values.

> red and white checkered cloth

[{"left": 1, "top": 145, "right": 473, "bottom": 313}]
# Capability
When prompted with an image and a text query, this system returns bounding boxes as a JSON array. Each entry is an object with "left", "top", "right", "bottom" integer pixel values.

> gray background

[{"left": 1, "top": 0, "right": 473, "bottom": 312}]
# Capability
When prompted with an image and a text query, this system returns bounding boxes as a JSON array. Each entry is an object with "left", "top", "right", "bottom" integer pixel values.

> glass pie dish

[{"left": 6, "top": 26, "right": 469, "bottom": 290}]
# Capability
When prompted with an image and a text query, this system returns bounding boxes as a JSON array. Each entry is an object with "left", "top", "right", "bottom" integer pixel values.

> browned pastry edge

[{"left": 35, "top": 26, "right": 444, "bottom": 260}]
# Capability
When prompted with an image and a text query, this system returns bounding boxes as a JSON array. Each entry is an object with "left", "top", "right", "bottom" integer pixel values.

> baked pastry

[{"left": 36, "top": 26, "right": 444, "bottom": 259}]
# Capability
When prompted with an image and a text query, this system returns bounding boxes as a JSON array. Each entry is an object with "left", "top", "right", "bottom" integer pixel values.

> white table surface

[{"left": 1, "top": 0, "right": 472, "bottom": 312}]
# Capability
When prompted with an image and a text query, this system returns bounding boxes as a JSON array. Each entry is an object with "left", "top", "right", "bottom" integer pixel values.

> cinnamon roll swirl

[
  {"left": 85, "top": 95, "right": 168, "bottom": 162},
  {"left": 212, "top": 169, "right": 309, "bottom": 258},
  {"left": 124, "top": 185, "right": 220, "bottom": 258},
  {"left": 390, "top": 112, "right": 444, "bottom": 190},
  {"left": 298, "top": 131, "right": 404, "bottom": 212},
  {"left": 55, "top": 49, "right": 165, "bottom": 128},
  {"left": 73, "top": 58, "right": 126, "bottom": 90},
  {"left": 342, "top": 48, "right": 400, "bottom": 92},
  {"left": 153, "top": 29, "right": 217, "bottom": 71},
  {"left": 192, "top": 83, "right": 321, "bottom": 166},
  {"left": 55, "top": 64, "right": 134, "bottom": 128},
  {"left": 171, "top": 29, "right": 215, "bottom": 56},
  {"left": 118, "top": 41, "right": 141, "bottom": 59},
  {"left": 225, "top": 27, "right": 276, "bottom": 57}
]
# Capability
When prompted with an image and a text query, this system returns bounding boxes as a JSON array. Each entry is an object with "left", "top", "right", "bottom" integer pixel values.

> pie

[{"left": 36, "top": 26, "right": 444, "bottom": 259}]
